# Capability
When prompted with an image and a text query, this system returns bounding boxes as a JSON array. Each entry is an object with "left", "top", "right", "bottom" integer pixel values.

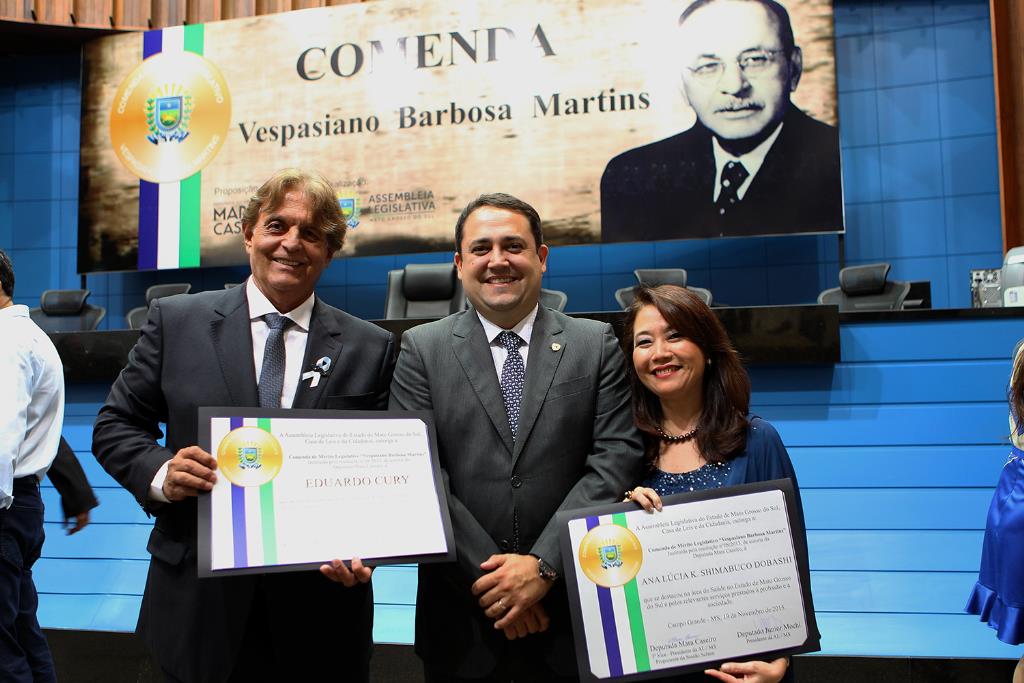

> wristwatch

[{"left": 531, "top": 554, "right": 559, "bottom": 582}]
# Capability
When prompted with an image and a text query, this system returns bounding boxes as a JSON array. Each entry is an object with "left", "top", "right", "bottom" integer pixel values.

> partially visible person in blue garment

[
  {"left": 620, "top": 284, "right": 811, "bottom": 683},
  {"left": 966, "top": 341, "right": 1024, "bottom": 683}
]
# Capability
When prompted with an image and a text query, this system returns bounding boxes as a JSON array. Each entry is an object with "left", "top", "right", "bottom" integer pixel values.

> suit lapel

[
  {"left": 691, "top": 128, "right": 717, "bottom": 204},
  {"left": 452, "top": 311, "right": 515, "bottom": 454},
  {"left": 210, "top": 286, "right": 259, "bottom": 407},
  {"left": 733, "top": 105, "right": 801, "bottom": 205},
  {"left": 292, "top": 298, "right": 343, "bottom": 410},
  {"left": 512, "top": 306, "right": 564, "bottom": 465}
]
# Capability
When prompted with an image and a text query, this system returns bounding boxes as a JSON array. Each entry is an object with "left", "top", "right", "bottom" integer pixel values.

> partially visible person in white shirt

[{"left": 0, "top": 248, "right": 63, "bottom": 682}]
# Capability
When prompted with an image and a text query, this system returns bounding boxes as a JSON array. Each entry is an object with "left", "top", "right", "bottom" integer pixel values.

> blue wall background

[
  {"left": 3, "top": 0, "right": 1022, "bottom": 662},
  {"left": 36, "top": 315, "right": 1024, "bottom": 659}
]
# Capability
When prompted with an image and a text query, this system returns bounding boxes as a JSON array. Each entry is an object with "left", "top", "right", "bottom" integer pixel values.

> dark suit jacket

[
  {"left": 389, "top": 306, "right": 644, "bottom": 676},
  {"left": 48, "top": 436, "right": 98, "bottom": 519},
  {"left": 600, "top": 104, "right": 844, "bottom": 242},
  {"left": 92, "top": 285, "right": 396, "bottom": 683}
]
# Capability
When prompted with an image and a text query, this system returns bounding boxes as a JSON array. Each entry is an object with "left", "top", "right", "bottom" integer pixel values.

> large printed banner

[{"left": 78, "top": 0, "right": 839, "bottom": 273}]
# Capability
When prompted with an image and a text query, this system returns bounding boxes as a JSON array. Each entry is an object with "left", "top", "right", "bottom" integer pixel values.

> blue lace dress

[
  {"left": 965, "top": 402, "right": 1024, "bottom": 644},
  {"left": 636, "top": 418, "right": 799, "bottom": 682},
  {"left": 642, "top": 460, "right": 734, "bottom": 496}
]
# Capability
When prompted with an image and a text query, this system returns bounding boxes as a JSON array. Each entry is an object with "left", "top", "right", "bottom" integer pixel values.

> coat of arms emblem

[
  {"left": 339, "top": 197, "right": 360, "bottom": 229},
  {"left": 146, "top": 85, "right": 193, "bottom": 144},
  {"left": 238, "top": 446, "right": 262, "bottom": 471},
  {"left": 600, "top": 544, "right": 623, "bottom": 569}
]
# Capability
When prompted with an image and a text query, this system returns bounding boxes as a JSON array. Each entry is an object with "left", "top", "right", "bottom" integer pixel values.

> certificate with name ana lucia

[
  {"left": 558, "top": 480, "right": 819, "bottom": 681},
  {"left": 197, "top": 408, "right": 454, "bottom": 577}
]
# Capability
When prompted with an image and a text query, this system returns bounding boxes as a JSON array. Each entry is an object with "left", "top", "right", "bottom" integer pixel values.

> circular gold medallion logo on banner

[
  {"left": 578, "top": 524, "right": 643, "bottom": 588},
  {"left": 110, "top": 51, "right": 231, "bottom": 183},
  {"left": 216, "top": 427, "right": 283, "bottom": 488}
]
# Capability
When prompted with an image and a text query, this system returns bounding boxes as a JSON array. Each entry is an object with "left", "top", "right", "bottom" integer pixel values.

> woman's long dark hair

[{"left": 621, "top": 285, "right": 751, "bottom": 468}]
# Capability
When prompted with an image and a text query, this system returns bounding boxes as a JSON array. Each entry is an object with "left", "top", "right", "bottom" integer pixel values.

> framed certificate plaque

[{"left": 557, "top": 479, "right": 819, "bottom": 681}]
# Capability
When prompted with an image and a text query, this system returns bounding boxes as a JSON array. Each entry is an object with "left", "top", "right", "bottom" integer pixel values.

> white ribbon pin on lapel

[{"left": 301, "top": 356, "right": 332, "bottom": 388}]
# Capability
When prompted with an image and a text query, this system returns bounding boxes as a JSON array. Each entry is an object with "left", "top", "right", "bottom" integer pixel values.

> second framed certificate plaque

[
  {"left": 197, "top": 408, "right": 454, "bottom": 577},
  {"left": 558, "top": 480, "right": 819, "bottom": 681}
]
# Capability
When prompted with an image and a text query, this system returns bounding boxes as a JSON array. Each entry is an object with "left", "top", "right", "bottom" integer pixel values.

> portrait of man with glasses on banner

[{"left": 600, "top": 0, "right": 843, "bottom": 243}]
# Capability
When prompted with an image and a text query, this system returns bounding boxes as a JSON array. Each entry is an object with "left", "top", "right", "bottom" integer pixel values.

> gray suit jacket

[
  {"left": 390, "top": 305, "right": 643, "bottom": 675},
  {"left": 92, "top": 285, "right": 396, "bottom": 683}
]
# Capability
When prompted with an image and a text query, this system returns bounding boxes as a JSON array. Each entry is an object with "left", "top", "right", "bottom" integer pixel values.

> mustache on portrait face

[{"left": 714, "top": 99, "right": 764, "bottom": 114}]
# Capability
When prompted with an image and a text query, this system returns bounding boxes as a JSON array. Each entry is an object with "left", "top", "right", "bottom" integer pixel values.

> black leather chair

[
  {"left": 615, "top": 269, "right": 713, "bottom": 308},
  {"left": 634, "top": 269, "right": 687, "bottom": 287},
  {"left": 384, "top": 263, "right": 466, "bottom": 319},
  {"left": 127, "top": 283, "right": 192, "bottom": 329},
  {"left": 538, "top": 288, "right": 568, "bottom": 312},
  {"left": 818, "top": 263, "right": 911, "bottom": 312},
  {"left": 455, "top": 286, "right": 567, "bottom": 313},
  {"left": 30, "top": 290, "right": 106, "bottom": 332}
]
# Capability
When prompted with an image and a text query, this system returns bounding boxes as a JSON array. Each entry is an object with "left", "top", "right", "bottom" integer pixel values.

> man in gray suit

[{"left": 390, "top": 193, "right": 644, "bottom": 680}]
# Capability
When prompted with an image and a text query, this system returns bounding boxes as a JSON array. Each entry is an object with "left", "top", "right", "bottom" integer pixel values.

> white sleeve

[
  {"left": 149, "top": 460, "right": 171, "bottom": 503},
  {"left": 0, "top": 345, "right": 32, "bottom": 509}
]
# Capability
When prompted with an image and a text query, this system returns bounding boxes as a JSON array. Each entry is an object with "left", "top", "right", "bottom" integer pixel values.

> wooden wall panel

[
  {"left": 0, "top": 0, "right": 33, "bottom": 21},
  {"left": 112, "top": 0, "right": 147, "bottom": 28},
  {"left": 254, "top": 0, "right": 289, "bottom": 15},
  {"left": 0, "top": 0, "right": 363, "bottom": 28},
  {"left": 991, "top": 0, "right": 1024, "bottom": 252},
  {"left": 34, "top": 0, "right": 72, "bottom": 24},
  {"left": 149, "top": 0, "right": 185, "bottom": 28},
  {"left": 186, "top": 0, "right": 219, "bottom": 24},
  {"left": 72, "top": 0, "right": 112, "bottom": 26},
  {"left": 219, "top": 0, "right": 252, "bottom": 20}
]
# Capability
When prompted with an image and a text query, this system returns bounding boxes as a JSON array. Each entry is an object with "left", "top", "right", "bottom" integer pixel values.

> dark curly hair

[{"left": 621, "top": 285, "right": 751, "bottom": 468}]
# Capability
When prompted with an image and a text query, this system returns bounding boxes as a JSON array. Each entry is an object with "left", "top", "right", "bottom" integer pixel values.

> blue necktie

[
  {"left": 259, "top": 313, "right": 293, "bottom": 408},
  {"left": 497, "top": 330, "right": 525, "bottom": 440}
]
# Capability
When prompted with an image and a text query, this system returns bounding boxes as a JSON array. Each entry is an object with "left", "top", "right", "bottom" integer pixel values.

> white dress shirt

[
  {"left": 477, "top": 304, "right": 539, "bottom": 380},
  {"left": 711, "top": 121, "right": 785, "bottom": 202},
  {"left": 0, "top": 304, "right": 65, "bottom": 509},
  {"left": 149, "top": 279, "right": 315, "bottom": 502}
]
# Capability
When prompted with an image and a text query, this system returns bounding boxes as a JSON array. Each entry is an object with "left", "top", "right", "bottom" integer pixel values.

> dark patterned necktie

[
  {"left": 497, "top": 330, "right": 525, "bottom": 440},
  {"left": 715, "top": 160, "right": 749, "bottom": 217},
  {"left": 258, "top": 313, "right": 293, "bottom": 408}
]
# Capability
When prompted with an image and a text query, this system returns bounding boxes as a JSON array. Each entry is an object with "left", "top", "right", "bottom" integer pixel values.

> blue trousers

[{"left": 0, "top": 477, "right": 55, "bottom": 683}]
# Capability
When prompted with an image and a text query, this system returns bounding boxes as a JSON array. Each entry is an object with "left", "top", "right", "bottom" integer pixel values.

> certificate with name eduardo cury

[
  {"left": 197, "top": 408, "right": 454, "bottom": 577},
  {"left": 558, "top": 480, "right": 819, "bottom": 681}
]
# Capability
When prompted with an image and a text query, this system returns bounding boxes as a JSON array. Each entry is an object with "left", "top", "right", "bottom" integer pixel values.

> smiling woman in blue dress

[
  {"left": 620, "top": 284, "right": 810, "bottom": 683},
  {"left": 966, "top": 342, "right": 1024, "bottom": 683}
]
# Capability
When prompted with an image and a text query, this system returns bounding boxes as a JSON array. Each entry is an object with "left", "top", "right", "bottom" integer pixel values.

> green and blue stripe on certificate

[
  {"left": 210, "top": 416, "right": 279, "bottom": 569},
  {"left": 575, "top": 513, "right": 651, "bottom": 678}
]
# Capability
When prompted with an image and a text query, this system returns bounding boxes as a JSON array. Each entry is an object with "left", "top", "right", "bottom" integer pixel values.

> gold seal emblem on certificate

[
  {"left": 578, "top": 524, "right": 643, "bottom": 587},
  {"left": 216, "top": 426, "right": 283, "bottom": 487},
  {"left": 109, "top": 51, "right": 231, "bottom": 183}
]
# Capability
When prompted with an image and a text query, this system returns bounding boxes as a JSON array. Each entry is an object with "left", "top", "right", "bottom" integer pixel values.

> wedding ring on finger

[{"left": 497, "top": 598, "right": 506, "bottom": 612}]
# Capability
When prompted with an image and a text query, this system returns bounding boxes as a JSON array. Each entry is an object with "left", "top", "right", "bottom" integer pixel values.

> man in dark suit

[
  {"left": 601, "top": 0, "right": 843, "bottom": 242},
  {"left": 391, "top": 193, "right": 644, "bottom": 680},
  {"left": 92, "top": 169, "right": 396, "bottom": 683}
]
